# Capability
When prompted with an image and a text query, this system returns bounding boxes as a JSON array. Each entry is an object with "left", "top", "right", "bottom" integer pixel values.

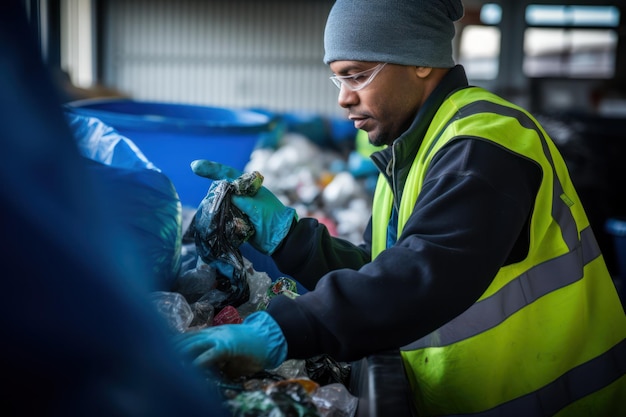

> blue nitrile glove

[
  {"left": 174, "top": 311, "right": 287, "bottom": 378},
  {"left": 191, "top": 159, "right": 296, "bottom": 255}
]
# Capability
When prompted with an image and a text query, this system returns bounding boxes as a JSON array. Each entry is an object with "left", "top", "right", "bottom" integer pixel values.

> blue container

[
  {"left": 329, "top": 117, "right": 358, "bottom": 148},
  {"left": 66, "top": 98, "right": 278, "bottom": 207},
  {"left": 281, "top": 111, "right": 328, "bottom": 146},
  {"left": 606, "top": 217, "right": 626, "bottom": 279}
]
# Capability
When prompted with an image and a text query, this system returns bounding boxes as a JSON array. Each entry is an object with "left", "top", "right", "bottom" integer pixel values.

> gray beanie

[{"left": 323, "top": 0, "right": 464, "bottom": 67}]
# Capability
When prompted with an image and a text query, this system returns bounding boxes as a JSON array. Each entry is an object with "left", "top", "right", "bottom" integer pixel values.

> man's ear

[{"left": 415, "top": 66, "right": 433, "bottom": 78}]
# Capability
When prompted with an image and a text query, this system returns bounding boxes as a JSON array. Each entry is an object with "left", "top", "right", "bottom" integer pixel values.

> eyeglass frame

[{"left": 329, "top": 62, "right": 388, "bottom": 91}]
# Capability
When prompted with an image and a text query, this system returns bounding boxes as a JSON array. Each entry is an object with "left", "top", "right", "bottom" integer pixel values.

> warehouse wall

[{"left": 101, "top": 0, "right": 344, "bottom": 116}]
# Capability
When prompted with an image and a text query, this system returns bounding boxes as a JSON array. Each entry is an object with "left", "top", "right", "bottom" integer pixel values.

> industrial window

[
  {"left": 458, "top": 3, "right": 502, "bottom": 80},
  {"left": 523, "top": 5, "right": 620, "bottom": 78}
]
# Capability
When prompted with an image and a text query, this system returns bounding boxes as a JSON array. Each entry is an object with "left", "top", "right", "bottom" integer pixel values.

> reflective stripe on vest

[{"left": 371, "top": 87, "right": 626, "bottom": 416}]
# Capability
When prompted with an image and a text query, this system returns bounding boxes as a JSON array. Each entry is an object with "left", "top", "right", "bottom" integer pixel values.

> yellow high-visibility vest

[{"left": 372, "top": 87, "right": 626, "bottom": 416}]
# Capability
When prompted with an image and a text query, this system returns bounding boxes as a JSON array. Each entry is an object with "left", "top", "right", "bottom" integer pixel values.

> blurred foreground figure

[{"left": 0, "top": 1, "right": 228, "bottom": 415}]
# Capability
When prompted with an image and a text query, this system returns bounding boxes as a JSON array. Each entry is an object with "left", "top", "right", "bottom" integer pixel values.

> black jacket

[{"left": 267, "top": 65, "right": 542, "bottom": 362}]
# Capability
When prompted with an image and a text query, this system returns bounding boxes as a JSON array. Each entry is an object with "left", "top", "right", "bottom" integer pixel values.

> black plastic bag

[{"left": 185, "top": 172, "right": 263, "bottom": 309}]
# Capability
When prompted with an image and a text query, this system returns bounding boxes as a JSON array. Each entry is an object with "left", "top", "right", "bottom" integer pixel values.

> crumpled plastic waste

[
  {"left": 188, "top": 298, "right": 215, "bottom": 329},
  {"left": 212, "top": 305, "right": 243, "bottom": 326},
  {"left": 236, "top": 262, "right": 273, "bottom": 317},
  {"left": 152, "top": 272, "right": 356, "bottom": 414},
  {"left": 224, "top": 376, "right": 357, "bottom": 417},
  {"left": 244, "top": 133, "right": 372, "bottom": 245},
  {"left": 305, "top": 355, "right": 352, "bottom": 387},
  {"left": 173, "top": 260, "right": 217, "bottom": 303},
  {"left": 149, "top": 291, "right": 194, "bottom": 333},
  {"left": 227, "top": 378, "right": 320, "bottom": 417},
  {"left": 257, "top": 277, "right": 300, "bottom": 310},
  {"left": 272, "top": 359, "right": 309, "bottom": 380},
  {"left": 166, "top": 257, "right": 275, "bottom": 331},
  {"left": 184, "top": 171, "right": 264, "bottom": 310},
  {"left": 311, "top": 383, "right": 358, "bottom": 417}
]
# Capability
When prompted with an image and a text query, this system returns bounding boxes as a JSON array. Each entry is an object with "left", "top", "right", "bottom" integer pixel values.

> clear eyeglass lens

[{"left": 330, "top": 63, "right": 387, "bottom": 91}]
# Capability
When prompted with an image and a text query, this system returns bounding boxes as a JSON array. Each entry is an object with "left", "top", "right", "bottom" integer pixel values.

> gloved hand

[
  {"left": 191, "top": 159, "right": 296, "bottom": 255},
  {"left": 174, "top": 311, "right": 288, "bottom": 378}
]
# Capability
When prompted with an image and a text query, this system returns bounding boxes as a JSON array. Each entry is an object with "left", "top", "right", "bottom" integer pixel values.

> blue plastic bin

[{"left": 65, "top": 98, "right": 278, "bottom": 207}]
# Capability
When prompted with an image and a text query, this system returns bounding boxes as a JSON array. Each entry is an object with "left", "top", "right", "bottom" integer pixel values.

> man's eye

[{"left": 352, "top": 74, "right": 367, "bottom": 82}]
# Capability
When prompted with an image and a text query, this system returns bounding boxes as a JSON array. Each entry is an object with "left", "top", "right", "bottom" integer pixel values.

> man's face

[{"left": 329, "top": 60, "right": 426, "bottom": 147}]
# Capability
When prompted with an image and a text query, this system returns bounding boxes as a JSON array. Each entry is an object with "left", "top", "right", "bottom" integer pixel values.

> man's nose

[{"left": 337, "top": 85, "right": 358, "bottom": 108}]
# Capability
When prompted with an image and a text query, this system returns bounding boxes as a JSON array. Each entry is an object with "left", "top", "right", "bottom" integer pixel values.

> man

[{"left": 176, "top": 0, "right": 626, "bottom": 415}]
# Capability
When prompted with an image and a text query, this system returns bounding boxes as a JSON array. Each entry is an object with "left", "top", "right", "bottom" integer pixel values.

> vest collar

[{"left": 370, "top": 65, "right": 470, "bottom": 202}]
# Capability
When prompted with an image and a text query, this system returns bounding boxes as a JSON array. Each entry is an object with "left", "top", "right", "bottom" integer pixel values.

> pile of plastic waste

[
  {"left": 244, "top": 132, "right": 374, "bottom": 245},
  {"left": 151, "top": 258, "right": 358, "bottom": 417}
]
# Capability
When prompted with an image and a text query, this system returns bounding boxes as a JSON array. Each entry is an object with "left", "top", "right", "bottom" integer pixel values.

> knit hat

[{"left": 323, "top": 0, "right": 464, "bottom": 68}]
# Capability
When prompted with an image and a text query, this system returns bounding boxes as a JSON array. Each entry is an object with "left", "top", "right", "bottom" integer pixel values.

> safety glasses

[{"left": 329, "top": 62, "right": 387, "bottom": 91}]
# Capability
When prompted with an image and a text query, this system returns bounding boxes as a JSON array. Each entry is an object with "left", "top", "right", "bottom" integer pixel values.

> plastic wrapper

[
  {"left": 212, "top": 305, "right": 243, "bottom": 326},
  {"left": 311, "top": 384, "right": 358, "bottom": 417},
  {"left": 185, "top": 171, "right": 264, "bottom": 309},
  {"left": 235, "top": 260, "right": 273, "bottom": 317},
  {"left": 173, "top": 260, "right": 218, "bottom": 303},
  {"left": 227, "top": 378, "right": 321, "bottom": 417},
  {"left": 305, "top": 355, "right": 351, "bottom": 386},
  {"left": 257, "top": 277, "right": 300, "bottom": 310},
  {"left": 149, "top": 291, "right": 193, "bottom": 333},
  {"left": 272, "top": 359, "right": 308, "bottom": 380},
  {"left": 188, "top": 299, "right": 215, "bottom": 329}
]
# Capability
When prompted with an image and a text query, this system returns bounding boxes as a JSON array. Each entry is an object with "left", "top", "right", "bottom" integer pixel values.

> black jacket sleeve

[
  {"left": 272, "top": 215, "right": 371, "bottom": 291},
  {"left": 267, "top": 138, "right": 541, "bottom": 362}
]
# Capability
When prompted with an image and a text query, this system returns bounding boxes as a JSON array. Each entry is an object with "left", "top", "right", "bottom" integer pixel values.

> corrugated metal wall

[{"left": 101, "top": 0, "right": 343, "bottom": 116}]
